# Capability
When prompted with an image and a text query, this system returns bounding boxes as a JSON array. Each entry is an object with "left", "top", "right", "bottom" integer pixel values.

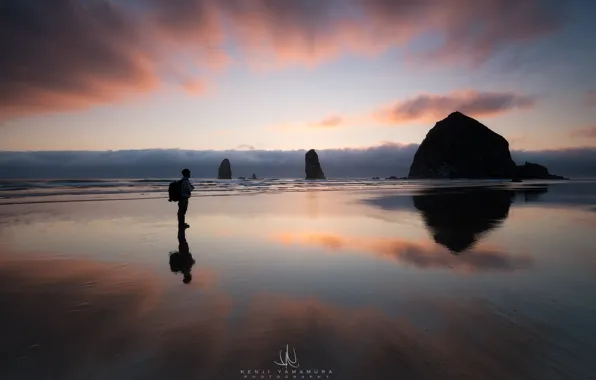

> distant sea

[{"left": 1, "top": 177, "right": 596, "bottom": 206}]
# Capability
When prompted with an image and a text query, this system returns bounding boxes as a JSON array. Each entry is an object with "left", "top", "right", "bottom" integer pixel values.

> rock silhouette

[
  {"left": 408, "top": 112, "right": 567, "bottom": 180},
  {"left": 413, "top": 187, "right": 515, "bottom": 253},
  {"left": 305, "top": 149, "right": 326, "bottom": 180},
  {"left": 516, "top": 162, "right": 567, "bottom": 180},
  {"left": 409, "top": 112, "right": 516, "bottom": 179},
  {"left": 218, "top": 158, "right": 232, "bottom": 179}
]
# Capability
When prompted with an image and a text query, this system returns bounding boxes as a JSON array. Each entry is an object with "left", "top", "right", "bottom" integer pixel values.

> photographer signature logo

[
  {"left": 239, "top": 344, "right": 332, "bottom": 379},
  {"left": 274, "top": 344, "right": 299, "bottom": 369}
]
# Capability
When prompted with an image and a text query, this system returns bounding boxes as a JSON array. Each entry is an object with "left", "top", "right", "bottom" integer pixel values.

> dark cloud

[
  {"left": 1, "top": 144, "right": 596, "bottom": 179},
  {"left": 0, "top": 0, "right": 568, "bottom": 119},
  {"left": 375, "top": 91, "right": 536, "bottom": 123},
  {"left": 362, "top": 0, "right": 566, "bottom": 65},
  {"left": 0, "top": 0, "right": 158, "bottom": 119}
]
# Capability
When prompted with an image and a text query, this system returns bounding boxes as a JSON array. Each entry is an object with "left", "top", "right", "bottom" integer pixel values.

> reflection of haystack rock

[
  {"left": 519, "top": 185, "right": 549, "bottom": 202},
  {"left": 413, "top": 188, "right": 514, "bottom": 253},
  {"left": 218, "top": 158, "right": 232, "bottom": 179},
  {"left": 305, "top": 149, "right": 326, "bottom": 180}
]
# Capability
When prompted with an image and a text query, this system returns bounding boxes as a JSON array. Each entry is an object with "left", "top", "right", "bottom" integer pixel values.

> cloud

[
  {"left": 236, "top": 144, "right": 255, "bottom": 150},
  {"left": 313, "top": 115, "right": 344, "bottom": 128},
  {"left": 359, "top": 0, "right": 565, "bottom": 66},
  {"left": 0, "top": 0, "right": 159, "bottom": 120},
  {"left": 1, "top": 0, "right": 566, "bottom": 119},
  {"left": 180, "top": 78, "right": 208, "bottom": 95},
  {"left": 2, "top": 144, "right": 596, "bottom": 179},
  {"left": 269, "top": 114, "right": 351, "bottom": 131},
  {"left": 586, "top": 90, "right": 596, "bottom": 106},
  {"left": 570, "top": 127, "right": 596, "bottom": 139},
  {"left": 294, "top": 91, "right": 536, "bottom": 129},
  {"left": 374, "top": 90, "right": 536, "bottom": 124},
  {"left": 214, "top": 0, "right": 565, "bottom": 70}
]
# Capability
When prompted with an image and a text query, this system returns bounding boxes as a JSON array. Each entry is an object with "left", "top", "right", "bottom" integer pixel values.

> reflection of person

[
  {"left": 178, "top": 168, "right": 195, "bottom": 229},
  {"left": 170, "top": 228, "right": 196, "bottom": 284}
]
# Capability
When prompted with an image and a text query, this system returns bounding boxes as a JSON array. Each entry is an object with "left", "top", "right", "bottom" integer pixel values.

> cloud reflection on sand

[
  {"left": 0, "top": 256, "right": 577, "bottom": 380},
  {"left": 273, "top": 232, "right": 533, "bottom": 273}
]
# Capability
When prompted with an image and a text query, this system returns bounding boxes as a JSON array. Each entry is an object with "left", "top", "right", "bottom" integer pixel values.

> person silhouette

[
  {"left": 169, "top": 227, "right": 196, "bottom": 284},
  {"left": 178, "top": 168, "right": 195, "bottom": 229}
]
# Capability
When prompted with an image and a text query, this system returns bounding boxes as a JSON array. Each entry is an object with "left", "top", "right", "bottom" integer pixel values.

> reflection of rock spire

[{"left": 413, "top": 187, "right": 515, "bottom": 253}]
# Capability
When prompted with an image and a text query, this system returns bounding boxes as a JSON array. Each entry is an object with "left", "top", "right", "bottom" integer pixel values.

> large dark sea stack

[
  {"left": 218, "top": 158, "right": 232, "bottom": 179},
  {"left": 408, "top": 112, "right": 516, "bottom": 179},
  {"left": 305, "top": 149, "right": 326, "bottom": 179}
]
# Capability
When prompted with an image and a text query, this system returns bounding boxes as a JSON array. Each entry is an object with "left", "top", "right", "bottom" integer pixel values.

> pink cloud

[
  {"left": 269, "top": 114, "right": 351, "bottom": 131},
  {"left": 1, "top": 0, "right": 564, "bottom": 119},
  {"left": 180, "top": 78, "right": 208, "bottom": 95},
  {"left": 570, "top": 127, "right": 596, "bottom": 139},
  {"left": 313, "top": 116, "right": 344, "bottom": 128},
  {"left": 373, "top": 90, "right": 536, "bottom": 124},
  {"left": 273, "top": 232, "right": 533, "bottom": 273},
  {"left": 0, "top": 1, "right": 162, "bottom": 120},
  {"left": 586, "top": 91, "right": 596, "bottom": 106},
  {"left": 270, "top": 90, "right": 535, "bottom": 132}
]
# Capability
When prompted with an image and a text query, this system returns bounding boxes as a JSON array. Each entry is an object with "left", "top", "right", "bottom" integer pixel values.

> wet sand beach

[{"left": 1, "top": 181, "right": 595, "bottom": 379}]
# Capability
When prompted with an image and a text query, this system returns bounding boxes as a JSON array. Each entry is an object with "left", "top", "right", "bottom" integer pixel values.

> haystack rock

[
  {"left": 408, "top": 112, "right": 517, "bottom": 179},
  {"left": 305, "top": 149, "right": 326, "bottom": 180},
  {"left": 218, "top": 158, "right": 232, "bottom": 179}
]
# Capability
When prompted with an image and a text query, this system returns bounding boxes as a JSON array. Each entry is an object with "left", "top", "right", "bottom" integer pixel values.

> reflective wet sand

[{"left": 1, "top": 183, "right": 595, "bottom": 379}]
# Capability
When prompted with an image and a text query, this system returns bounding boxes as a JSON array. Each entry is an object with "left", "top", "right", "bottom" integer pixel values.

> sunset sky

[{"left": 1, "top": 0, "right": 596, "bottom": 153}]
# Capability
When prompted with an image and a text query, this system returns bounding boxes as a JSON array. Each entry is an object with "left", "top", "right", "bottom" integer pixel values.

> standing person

[{"left": 178, "top": 168, "right": 194, "bottom": 229}]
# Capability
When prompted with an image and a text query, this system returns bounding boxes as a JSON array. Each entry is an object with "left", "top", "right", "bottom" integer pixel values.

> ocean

[{"left": 2, "top": 177, "right": 594, "bottom": 205}]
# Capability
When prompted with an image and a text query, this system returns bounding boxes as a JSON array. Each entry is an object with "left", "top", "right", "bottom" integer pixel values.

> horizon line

[{"left": 2, "top": 145, "right": 596, "bottom": 154}]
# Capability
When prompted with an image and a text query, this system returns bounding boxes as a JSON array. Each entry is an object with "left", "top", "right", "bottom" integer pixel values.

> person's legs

[{"left": 178, "top": 198, "right": 189, "bottom": 227}]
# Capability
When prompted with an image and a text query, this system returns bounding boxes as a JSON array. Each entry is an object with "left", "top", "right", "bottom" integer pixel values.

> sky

[{"left": 1, "top": 0, "right": 596, "bottom": 177}]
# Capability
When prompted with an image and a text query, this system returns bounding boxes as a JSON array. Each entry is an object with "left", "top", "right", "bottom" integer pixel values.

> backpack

[{"left": 168, "top": 180, "right": 182, "bottom": 202}]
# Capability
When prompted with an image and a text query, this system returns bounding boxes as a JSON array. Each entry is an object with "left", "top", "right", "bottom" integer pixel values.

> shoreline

[{"left": 1, "top": 178, "right": 592, "bottom": 206}]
